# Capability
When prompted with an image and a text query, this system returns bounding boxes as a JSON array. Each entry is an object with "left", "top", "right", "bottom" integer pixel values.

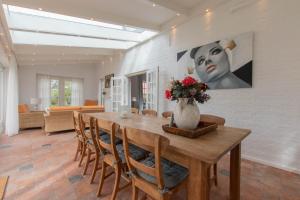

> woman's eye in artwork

[
  {"left": 211, "top": 48, "right": 222, "bottom": 55},
  {"left": 197, "top": 57, "right": 205, "bottom": 66}
]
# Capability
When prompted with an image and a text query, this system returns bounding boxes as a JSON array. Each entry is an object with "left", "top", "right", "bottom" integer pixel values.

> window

[
  {"left": 3, "top": 4, "right": 158, "bottom": 49},
  {"left": 38, "top": 74, "right": 83, "bottom": 109}
]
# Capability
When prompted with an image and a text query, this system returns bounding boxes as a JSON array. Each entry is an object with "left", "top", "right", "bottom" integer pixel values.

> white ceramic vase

[{"left": 174, "top": 98, "right": 200, "bottom": 129}]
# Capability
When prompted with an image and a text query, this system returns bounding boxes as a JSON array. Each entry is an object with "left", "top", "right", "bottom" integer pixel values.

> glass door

[
  {"left": 98, "top": 79, "right": 105, "bottom": 106},
  {"left": 64, "top": 80, "right": 72, "bottom": 106},
  {"left": 50, "top": 78, "right": 60, "bottom": 106},
  {"left": 111, "top": 76, "right": 130, "bottom": 112},
  {"left": 146, "top": 67, "right": 159, "bottom": 111}
]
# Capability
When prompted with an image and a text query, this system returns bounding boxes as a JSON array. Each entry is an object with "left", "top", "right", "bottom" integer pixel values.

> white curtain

[
  {"left": 37, "top": 74, "right": 50, "bottom": 110},
  {"left": 5, "top": 60, "right": 19, "bottom": 136},
  {"left": 71, "top": 78, "right": 83, "bottom": 106},
  {"left": 0, "top": 66, "right": 7, "bottom": 134}
]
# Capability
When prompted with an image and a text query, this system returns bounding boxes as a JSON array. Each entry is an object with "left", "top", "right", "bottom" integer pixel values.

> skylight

[{"left": 3, "top": 4, "right": 158, "bottom": 49}]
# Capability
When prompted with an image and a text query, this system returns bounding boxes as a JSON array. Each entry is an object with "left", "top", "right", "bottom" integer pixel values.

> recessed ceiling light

[
  {"left": 152, "top": 3, "right": 156, "bottom": 7},
  {"left": 171, "top": 25, "right": 176, "bottom": 29},
  {"left": 205, "top": 9, "right": 210, "bottom": 13},
  {"left": 176, "top": 13, "right": 181, "bottom": 16},
  {"left": 38, "top": 8, "right": 43, "bottom": 11}
]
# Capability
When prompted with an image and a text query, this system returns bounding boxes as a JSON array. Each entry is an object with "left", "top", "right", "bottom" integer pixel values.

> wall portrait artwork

[
  {"left": 177, "top": 32, "right": 253, "bottom": 89},
  {"left": 104, "top": 74, "right": 114, "bottom": 88}
]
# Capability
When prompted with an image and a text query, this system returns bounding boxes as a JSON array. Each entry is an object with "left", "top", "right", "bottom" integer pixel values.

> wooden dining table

[{"left": 84, "top": 112, "right": 251, "bottom": 200}]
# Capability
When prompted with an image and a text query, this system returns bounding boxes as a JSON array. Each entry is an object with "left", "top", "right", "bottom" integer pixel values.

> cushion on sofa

[
  {"left": 18, "top": 104, "right": 30, "bottom": 113},
  {"left": 48, "top": 106, "right": 81, "bottom": 111},
  {"left": 81, "top": 106, "right": 104, "bottom": 110},
  {"left": 84, "top": 99, "right": 98, "bottom": 106}
]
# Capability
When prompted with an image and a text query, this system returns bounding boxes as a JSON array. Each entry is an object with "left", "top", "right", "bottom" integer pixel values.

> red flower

[
  {"left": 182, "top": 76, "right": 197, "bottom": 87},
  {"left": 165, "top": 90, "right": 172, "bottom": 99}
]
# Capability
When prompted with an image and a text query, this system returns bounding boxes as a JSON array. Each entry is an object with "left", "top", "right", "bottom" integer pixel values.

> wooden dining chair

[
  {"left": 91, "top": 118, "right": 148, "bottom": 199},
  {"left": 161, "top": 111, "right": 173, "bottom": 119},
  {"left": 122, "top": 127, "right": 189, "bottom": 200},
  {"left": 73, "top": 111, "right": 84, "bottom": 162},
  {"left": 131, "top": 108, "right": 139, "bottom": 114},
  {"left": 142, "top": 109, "right": 157, "bottom": 117},
  {"left": 73, "top": 111, "right": 98, "bottom": 176},
  {"left": 201, "top": 114, "right": 225, "bottom": 187}
]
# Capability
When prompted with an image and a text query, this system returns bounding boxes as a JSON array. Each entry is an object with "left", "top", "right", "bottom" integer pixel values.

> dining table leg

[
  {"left": 230, "top": 143, "right": 241, "bottom": 200},
  {"left": 187, "top": 158, "right": 210, "bottom": 200}
]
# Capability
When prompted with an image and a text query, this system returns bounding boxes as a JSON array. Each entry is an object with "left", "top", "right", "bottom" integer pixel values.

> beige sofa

[{"left": 44, "top": 106, "right": 104, "bottom": 134}]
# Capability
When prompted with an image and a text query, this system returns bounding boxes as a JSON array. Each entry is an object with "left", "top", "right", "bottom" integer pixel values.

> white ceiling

[{"left": 2, "top": 0, "right": 208, "bottom": 66}]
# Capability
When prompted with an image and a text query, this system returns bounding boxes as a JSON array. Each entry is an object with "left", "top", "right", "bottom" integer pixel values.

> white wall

[
  {"left": 19, "top": 64, "right": 99, "bottom": 105},
  {"left": 96, "top": 0, "right": 300, "bottom": 173}
]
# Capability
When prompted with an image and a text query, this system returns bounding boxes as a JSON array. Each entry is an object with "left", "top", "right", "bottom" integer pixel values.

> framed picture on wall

[
  {"left": 104, "top": 74, "right": 114, "bottom": 88},
  {"left": 177, "top": 32, "right": 253, "bottom": 90}
]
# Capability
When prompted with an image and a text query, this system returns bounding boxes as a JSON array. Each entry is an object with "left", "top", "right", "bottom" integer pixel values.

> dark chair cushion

[
  {"left": 116, "top": 144, "right": 148, "bottom": 163},
  {"left": 136, "top": 156, "right": 189, "bottom": 189},
  {"left": 99, "top": 132, "right": 122, "bottom": 145}
]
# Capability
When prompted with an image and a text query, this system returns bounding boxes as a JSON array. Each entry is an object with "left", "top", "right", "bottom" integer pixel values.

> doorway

[{"left": 129, "top": 73, "right": 146, "bottom": 112}]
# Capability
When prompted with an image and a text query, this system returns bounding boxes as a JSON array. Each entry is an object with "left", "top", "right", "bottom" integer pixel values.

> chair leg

[
  {"left": 83, "top": 148, "right": 91, "bottom": 175},
  {"left": 132, "top": 185, "right": 138, "bottom": 200},
  {"left": 79, "top": 144, "right": 86, "bottom": 167},
  {"left": 90, "top": 153, "right": 99, "bottom": 184},
  {"left": 111, "top": 165, "right": 121, "bottom": 200},
  {"left": 97, "top": 161, "right": 107, "bottom": 197},
  {"left": 74, "top": 140, "right": 81, "bottom": 161},
  {"left": 213, "top": 163, "right": 218, "bottom": 186}
]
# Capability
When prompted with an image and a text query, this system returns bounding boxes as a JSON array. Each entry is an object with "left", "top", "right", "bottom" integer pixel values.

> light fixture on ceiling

[
  {"left": 171, "top": 25, "right": 176, "bottom": 29},
  {"left": 205, "top": 9, "right": 210, "bottom": 13},
  {"left": 176, "top": 13, "right": 181, "bottom": 16},
  {"left": 152, "top": 3, "right": 156, "bottom": 7},
  {"left": 38, "top": 8, "right": 43, "bottom": 11}
]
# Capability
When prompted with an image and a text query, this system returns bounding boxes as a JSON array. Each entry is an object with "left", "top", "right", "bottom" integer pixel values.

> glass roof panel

[{"left": 3, "top": 4, "right": 158, "bottom": 49}]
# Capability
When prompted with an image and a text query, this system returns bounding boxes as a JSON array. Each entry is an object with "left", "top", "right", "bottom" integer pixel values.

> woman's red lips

[{"left": 206, "top": 65, "right": 216, "bottom": 73}]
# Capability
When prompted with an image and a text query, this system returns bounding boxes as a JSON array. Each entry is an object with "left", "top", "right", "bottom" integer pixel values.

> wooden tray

[{"left": 162, "top": 121, "right": 217, "bottom": 138}]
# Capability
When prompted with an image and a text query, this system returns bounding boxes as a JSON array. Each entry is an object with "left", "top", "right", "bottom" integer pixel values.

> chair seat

[
  {"left": 116, "top": 144, "right": 148, "bottom": 163},
  {"left": 136, "top": 156, "right": 189, "bottom": 189},
  {"left": 99, "top": 132, "right": 122, "bottom": 145}
]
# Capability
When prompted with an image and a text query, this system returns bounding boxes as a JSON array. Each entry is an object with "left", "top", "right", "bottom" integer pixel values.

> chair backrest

[
  {"left": 131, "top": 108, "right": 139, "bottom": 114},
  {"left": 92, "top": 117, "right": 120, "bottom": 161},
  {"left": 142, "top": 109, "right": 157, "bottom": 117},
  {"left": 73, "top": 111, "right": 86, "bottom": 141},
  {"left": 161, "top": 111, "right": 173, "bottom": 119},
  {"left": 122, "top": 127, "right": 169, "bottom": 190},
  {"left": 200, "top": 114, "right": 225, "bottom": 125}
]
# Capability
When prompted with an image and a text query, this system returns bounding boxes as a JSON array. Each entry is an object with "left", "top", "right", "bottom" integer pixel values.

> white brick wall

[{"left": 96, "top": 0, "right": 300, "bottom": 173}]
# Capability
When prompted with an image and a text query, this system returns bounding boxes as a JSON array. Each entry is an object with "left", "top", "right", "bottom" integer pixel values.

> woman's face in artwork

[{"left": 193, "top": 42, "right": 230, "bottom": 82}]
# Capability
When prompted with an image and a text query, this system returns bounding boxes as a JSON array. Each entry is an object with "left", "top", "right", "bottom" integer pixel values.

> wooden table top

[{"left": 85, "top": 112, "right": 251, "bottom": 164}]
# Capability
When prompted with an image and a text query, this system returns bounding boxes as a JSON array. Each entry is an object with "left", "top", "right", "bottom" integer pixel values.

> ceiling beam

[{"left": 148, "top": 0, "right": 189, "bottom": 15}]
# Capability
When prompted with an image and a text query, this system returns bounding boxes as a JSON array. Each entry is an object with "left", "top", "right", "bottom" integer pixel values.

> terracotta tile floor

[{"left": 0, "top": 129, "right": 300, "bottom": 200}]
